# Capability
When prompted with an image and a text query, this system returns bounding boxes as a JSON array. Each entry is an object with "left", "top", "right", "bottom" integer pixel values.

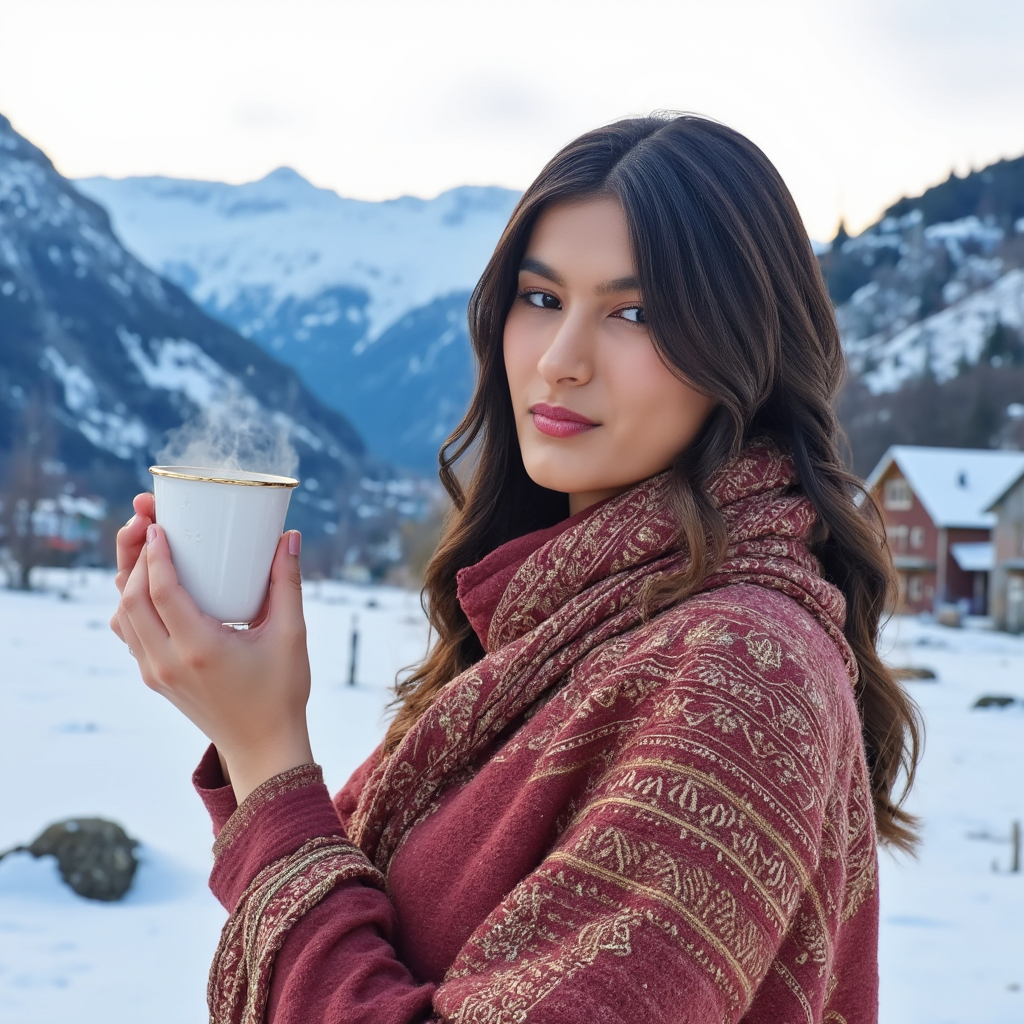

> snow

[
  {"left": 1, "top": 572, "right": 1022, "bottom": 1022},
  {"left": 117, "top": 326, "right": 244, "bottom": 410},
  {"left": 0, "top": 569, "right": 430, "bottom": 1023},
  {"left": 74, "top": 172, "right": 520, "bottom": 343},
  {"left": 951, "top": 542, "right": 995, "bottom": 572},
  {"left": 865, "top": 446, "right": 1024, "bottom": 528},
  {"left": 876, "top": 615, "right": 1024, "bottom": 1023},
  {"left": 845, "top": 267, "right": 1024, "bottom": 393},
  {"left": 923, "top": 216, "right": 1005, "bottom": 260},
  {"left": 39, "top": 347, "right": 149, "bottom": 461}
]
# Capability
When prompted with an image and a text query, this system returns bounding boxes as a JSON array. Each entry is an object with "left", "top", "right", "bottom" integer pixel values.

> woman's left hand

[{"left": 115, "top": 523, "right": 314, "bottom": 803}]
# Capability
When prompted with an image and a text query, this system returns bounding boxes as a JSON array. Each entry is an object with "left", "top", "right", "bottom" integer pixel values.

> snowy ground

[{"left": 0, "top": 570, "right": 1022, "bottom": 1023}]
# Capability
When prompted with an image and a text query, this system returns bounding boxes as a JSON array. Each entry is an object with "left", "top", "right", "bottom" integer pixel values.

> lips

[{"left": 529, "top": 402, "right": 599, "bottom": 438}]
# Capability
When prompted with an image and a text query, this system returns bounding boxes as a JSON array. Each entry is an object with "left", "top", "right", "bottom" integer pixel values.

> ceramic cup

[{"left": 149, "top": 466, "right": 300, "bottom": 625}]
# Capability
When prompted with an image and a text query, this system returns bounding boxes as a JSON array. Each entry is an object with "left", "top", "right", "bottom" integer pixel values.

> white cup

[{"left": 149, "top": 466, "right": 300, "bottom": 625}]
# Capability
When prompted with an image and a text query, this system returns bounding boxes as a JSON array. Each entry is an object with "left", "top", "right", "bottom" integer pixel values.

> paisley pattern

[{"left": 209, "top": 439, "right": 879, "bottom": 1023}]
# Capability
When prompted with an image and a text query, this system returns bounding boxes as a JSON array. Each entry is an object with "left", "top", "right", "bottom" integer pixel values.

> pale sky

[{"left": 1, "top": 0, "right": 1023, "bottom": 240}]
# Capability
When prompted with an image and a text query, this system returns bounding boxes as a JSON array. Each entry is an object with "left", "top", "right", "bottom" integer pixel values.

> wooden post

[{"left": 348, "top": 614, "right": 359, "bottom": 687}]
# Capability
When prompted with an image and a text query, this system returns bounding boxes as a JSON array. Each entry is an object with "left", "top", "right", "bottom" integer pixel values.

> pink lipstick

[{"left": 530, "top": 402, "right": 599, "bottom": 438}]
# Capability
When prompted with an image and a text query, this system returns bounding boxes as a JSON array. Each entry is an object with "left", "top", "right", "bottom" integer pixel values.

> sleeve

[
  {"left": 193, "top": 744, "right": 238, "bottom": 834},
  {"left": 194, "top": 749, "right": 437, "bottom": 1024}
]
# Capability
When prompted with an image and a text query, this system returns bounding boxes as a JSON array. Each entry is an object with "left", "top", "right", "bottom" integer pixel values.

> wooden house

[
  {"left": 865, "top": 446, "right": 1024, "bottom": 614},
  {"left": 986, "top": 470, "right": 1024, "bottom": 632}
]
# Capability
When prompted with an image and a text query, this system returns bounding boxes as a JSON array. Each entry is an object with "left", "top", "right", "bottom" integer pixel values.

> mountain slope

[
  {"left": 0, "top": 112, "right": 420, "bottom": 568},
  {"left": 822, "top": 154, "right": 1024, "bottom": 390},
  {"left": 77, "top": 149, "right": 1024, "bottom": 479},
  {"left": 75, "top": 172, "right": 519, "bottom": 471},
  {"left": 820, "top": 159, "right": 1024, "bottom": 474}
]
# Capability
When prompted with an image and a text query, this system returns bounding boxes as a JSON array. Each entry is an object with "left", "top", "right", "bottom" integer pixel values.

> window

[
  {"left": 884, "top": 477, "right": 912, "bottom": 510},
  {"left": 908, "top": 575, "right": 924, "bottom": 602},
  {"left": 887, "top": 523, "right": 908, "bottom": 551},
  {"left": 910, "top": 526, "right": 925, "bottom": 549}
]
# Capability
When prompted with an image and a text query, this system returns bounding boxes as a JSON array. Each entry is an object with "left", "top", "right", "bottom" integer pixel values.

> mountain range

[
  {"left": 6, "top": 106, "right": 1024, "bottom": 536},
  {"left": 75, "top": 172, "right": 520, "bottom": 473},
  {"left": 821, "top": 155, "right": 1024, "bottom": 472},
  {"left": 0, "top": 113, "right": 425, "bottom": 577},
  {"left": 78, "top": 154, "right": 1024, "bottom": 479}
]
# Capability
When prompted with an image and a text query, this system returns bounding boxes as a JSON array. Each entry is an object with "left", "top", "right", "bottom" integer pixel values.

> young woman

[{"left": 113, "top": 113, "right": 920, "bottom": 1024}]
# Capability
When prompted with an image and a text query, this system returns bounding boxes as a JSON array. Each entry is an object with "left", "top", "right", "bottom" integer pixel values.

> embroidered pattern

[
  {"left": 209, "top": 836, "right": 385, "bottom": 1024},
  {"left": 209, "top": 440, "right": 878, "bottom": 1024}
]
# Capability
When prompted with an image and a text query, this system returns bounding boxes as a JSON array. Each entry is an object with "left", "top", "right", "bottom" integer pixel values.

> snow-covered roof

[
  {"left": 951, "top": 542, "right": 994, "bottom": 572},
  {"left": 985, "top": 466, "right": 1024, "bottom": 511},
  {"left": 865, "top": 446, "right": 1024, "bottom": 529}
]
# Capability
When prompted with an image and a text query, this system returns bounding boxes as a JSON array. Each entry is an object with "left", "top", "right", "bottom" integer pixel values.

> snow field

[
  {"left": 0, "top": 571, "right": 1022, "bottom": 1022},
  {"left": 0, "top": 569, "right": 428, "bottom": 1024},
  {"left": 876, "top": 616, "right": 1024, "bottom": 1024}
]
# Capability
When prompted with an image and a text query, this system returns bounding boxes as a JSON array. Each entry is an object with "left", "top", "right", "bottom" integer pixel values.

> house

[
  {"left": 986, "top": 470, "right": 1024, "bottom": 632},
  {"left": 31, "top": 494, "right": 107, "bottom": 554},
  {"left": 865, "top": 446, "right": 1024, "bottom": 614}
]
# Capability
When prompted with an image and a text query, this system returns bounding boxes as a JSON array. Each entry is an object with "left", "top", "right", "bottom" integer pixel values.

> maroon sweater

[{"left": 196, "top": 441, "right": 879, "bottom": 1023}]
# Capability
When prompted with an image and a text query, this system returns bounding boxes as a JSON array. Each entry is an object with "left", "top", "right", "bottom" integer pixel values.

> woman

[{"left": 113, "top": 113, "right": 920, "bottom": 1024}]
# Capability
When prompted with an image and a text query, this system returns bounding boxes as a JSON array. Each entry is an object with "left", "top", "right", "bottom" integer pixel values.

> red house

[{"left": 865, "top": 446, "right": 1024, "bottom": 615}]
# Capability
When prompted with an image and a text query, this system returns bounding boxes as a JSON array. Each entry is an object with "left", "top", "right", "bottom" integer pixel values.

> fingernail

[
  {"left": 126, "top": 514, "right": 137, "bottom": 528},
  {"left": 288, "top": 530, "right": 301, "bottom": 556},
  {"left": 147, "top": 524, "right": 157, "bottom": 545}
]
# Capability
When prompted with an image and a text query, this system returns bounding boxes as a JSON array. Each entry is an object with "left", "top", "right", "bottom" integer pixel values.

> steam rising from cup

[
  {"left": 156, "top": 400, "right": 300, "bottom": 480},
  {"left": 151, "top": 402, "right": 301, "bottom": 625}
]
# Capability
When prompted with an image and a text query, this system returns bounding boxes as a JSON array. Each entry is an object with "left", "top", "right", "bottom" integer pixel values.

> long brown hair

[{"left": 384, "top": 113, "right": 921, "bottom": 851}]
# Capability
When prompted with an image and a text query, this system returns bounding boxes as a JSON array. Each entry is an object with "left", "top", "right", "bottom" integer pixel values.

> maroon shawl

[{"left": 203, "top": 439, "right": 878, "bottom": 1023}]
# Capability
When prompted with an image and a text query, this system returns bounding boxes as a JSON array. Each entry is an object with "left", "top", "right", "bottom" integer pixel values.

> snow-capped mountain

[
  {"left": 0, "top": 112, "right": 421, "bottom": 562},
  {"left": 823, "top": 155, "right": 1024, "bottom": 393},
  {"left": 75, "top": 171, "right": 521, "bottom": 472},
  {"left": 74, "top": 150, "right": 1024, "bottom": 479}
]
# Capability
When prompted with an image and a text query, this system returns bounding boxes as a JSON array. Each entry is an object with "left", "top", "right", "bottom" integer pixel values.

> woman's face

[{"left": 504, "top": 197, "right": 717, "bottom": 515}]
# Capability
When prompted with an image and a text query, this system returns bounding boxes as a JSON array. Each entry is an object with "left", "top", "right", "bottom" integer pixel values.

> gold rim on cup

[{"left": 149, "top": 466, "right": 300, "bottom": 488}]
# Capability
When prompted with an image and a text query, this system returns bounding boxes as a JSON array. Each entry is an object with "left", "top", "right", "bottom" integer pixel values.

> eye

[
  {"left": 518, "top": 289, "right": 562, "bottom": 311},
  {"left": 615, "top": 305, "right": 646, "bottom": 325}
]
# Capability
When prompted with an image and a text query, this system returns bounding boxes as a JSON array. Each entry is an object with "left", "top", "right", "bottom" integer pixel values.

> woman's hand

[
  {"left": 111, "top": 491, "right": 156, "bottom": 612},
  {"left": 111, "top": 497, "right": 313, "bottom": 803}
]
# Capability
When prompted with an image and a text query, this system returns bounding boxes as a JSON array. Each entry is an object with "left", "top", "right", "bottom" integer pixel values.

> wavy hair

[{"left": 383, "top": 113, "right": 921, "bottom": 851}]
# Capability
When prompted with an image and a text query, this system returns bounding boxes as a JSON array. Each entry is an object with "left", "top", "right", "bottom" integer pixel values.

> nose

[{"left": 536, "top": 309, "right": 593, "bottom": 387}]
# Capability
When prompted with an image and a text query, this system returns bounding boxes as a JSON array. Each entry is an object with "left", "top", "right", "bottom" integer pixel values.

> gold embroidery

[
  {"left": 213, "top": 441, "right": 879, "bottom": 1024},
  {"left": 773, "top": 959, "right": 815, "bottom": 1024}
]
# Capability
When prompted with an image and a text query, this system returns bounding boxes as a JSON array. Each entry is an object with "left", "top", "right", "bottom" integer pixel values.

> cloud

[
  {"left": 434, "top": 73, "right": 561, "bottom": 136},
  {"left": 815, "top": 0, "right": 1024, "bottom": 104},
  {"left": 231, "top": 100, "right": 301, "bottom": 132}
]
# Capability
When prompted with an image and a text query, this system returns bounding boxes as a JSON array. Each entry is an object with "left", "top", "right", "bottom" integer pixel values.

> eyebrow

[{"left": 519, "top": 257, "right": 639, "bottom": 295}]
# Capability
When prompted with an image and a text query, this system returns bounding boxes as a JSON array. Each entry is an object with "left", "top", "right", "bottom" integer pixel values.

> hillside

[
  {"left": 75, "top": 172, "right": 520, "bottom": 473},
  {"left": 823, "top": 156, "right": 1024, "bottom": 473},
  {"left": 0, "top": 113, "right": 424, "bottom": 576}
]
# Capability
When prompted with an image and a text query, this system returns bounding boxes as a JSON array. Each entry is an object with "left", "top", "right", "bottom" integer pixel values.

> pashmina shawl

[{"left": 205, "top": 438, "right": 878, "bottom": 1023}]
